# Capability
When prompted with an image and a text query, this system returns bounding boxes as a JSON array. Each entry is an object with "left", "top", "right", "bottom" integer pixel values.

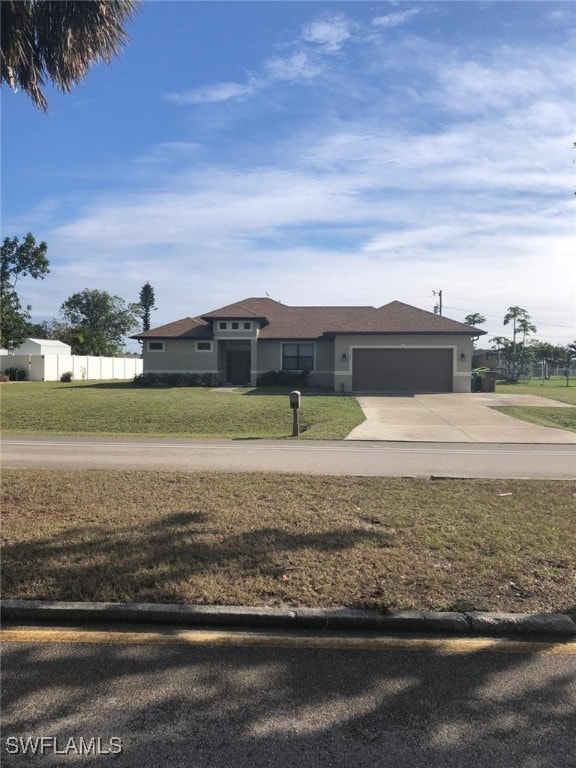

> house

[{"left": 132, "top": 298, "right": 486, "bottom": 393}]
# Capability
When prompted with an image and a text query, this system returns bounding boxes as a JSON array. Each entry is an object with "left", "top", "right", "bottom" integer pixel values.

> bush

[
  {"left": 256, "top": 370, "right": 310, "bottom": 388},
  {"left": 133, "top": 372, "right": 222, "bottom": 387},
  {"left": 60, "top": 371, "right": 73, "bottom": 382},
  {"left": 0, "top": 374, "right": 10, "bottom": 383},
  {"left": 2, "top": 367, "right": 27, "bottom": 381}
]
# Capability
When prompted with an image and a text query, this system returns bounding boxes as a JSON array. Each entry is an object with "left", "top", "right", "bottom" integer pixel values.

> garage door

[{"left": 352, "top": 348, "right": 453, "bottom": 393}]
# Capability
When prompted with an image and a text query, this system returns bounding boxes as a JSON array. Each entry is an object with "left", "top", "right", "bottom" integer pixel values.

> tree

[
  {"left": 1, "top": 0, "right": 138, "bottom": 111},
  {"left": 503, "top": 306, "right": 535, "bottom": 354},
  {"left": 0, "top": 233, "right": 49, "bottom": 348},
  {"left": 138, "top": 282, "right": 156, "bottom": 333},
  {"left": 57, "top": 289, "right": 139, "bottom": 355},
  {"left": 463, "top": 313, "right": 486, "bottom": 327}
]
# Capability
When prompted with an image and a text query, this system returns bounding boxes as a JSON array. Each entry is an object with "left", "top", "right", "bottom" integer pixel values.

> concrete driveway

[{"left": 346, "top": 393, "right": 576, "bottom": 443}]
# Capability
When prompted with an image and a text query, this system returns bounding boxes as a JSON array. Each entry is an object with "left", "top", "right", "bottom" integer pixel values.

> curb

[{"left": 2, "top": 600, "right": 575, "bottom": 638}]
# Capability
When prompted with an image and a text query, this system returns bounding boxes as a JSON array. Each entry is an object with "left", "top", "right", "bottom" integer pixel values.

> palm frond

[{"left": 1, "top": 0, "right": 139, "bottom": 111}]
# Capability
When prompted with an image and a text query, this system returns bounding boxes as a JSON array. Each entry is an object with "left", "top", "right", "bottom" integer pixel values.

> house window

[
  {"left": 196, "top": 341, "right": 212, "bottom": 352},
  {"left": 219, "top": 322, "right": 227, "bottom": 330},
  {"left": 231, "top": 322, "right": 239, "bottom": 330},
  {"left": 282, "top": 343, "right": 314, "bottom": 371},
  {"left": 243, "top": 322, "right": 251, "bottom": 330},
  {"left": 148, "top": 341, "right": 164, "bottom": 351}
]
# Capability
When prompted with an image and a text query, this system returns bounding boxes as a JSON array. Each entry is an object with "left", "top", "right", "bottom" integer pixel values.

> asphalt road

[
  {"left": 1, "top": 435, "right": 575, "bottom": 478},
  {"left": 3, "top": 627, "right": 575, "bottom": 768}
]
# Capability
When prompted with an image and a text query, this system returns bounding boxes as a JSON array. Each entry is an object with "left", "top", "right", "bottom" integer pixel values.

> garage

[{"left": 352, "top": 348, "right": 453, "bottom": 393}]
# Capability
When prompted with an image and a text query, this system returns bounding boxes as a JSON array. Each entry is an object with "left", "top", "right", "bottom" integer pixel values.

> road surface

[
  {"left": 2, "top": 625, "right": 575, "bottom": 768},
  {"left": 1, "top": 435, "right": 574, "bottom": 478}
]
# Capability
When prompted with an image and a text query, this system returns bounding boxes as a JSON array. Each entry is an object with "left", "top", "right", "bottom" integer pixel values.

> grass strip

[
  {"left": 494, "top": 406, "right": 576, "bottom": 433},
  {"left": 2, "top": 470, "right": 574, "bottom": 616}
]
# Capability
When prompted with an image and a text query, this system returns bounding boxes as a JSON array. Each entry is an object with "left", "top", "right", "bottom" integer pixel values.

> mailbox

[{"left": 289, "top": 390, "right": 301, "bottom": 409}]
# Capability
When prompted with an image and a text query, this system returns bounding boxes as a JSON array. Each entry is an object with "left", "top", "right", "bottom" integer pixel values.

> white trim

[
  {"left": 195, "top": 341, "right": 213, "bottom": 352},
  {"left": 148, "top": 341, "right": 164, "bottom": 352}
]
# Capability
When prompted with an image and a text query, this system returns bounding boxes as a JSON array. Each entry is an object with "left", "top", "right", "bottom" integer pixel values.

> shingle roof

[
  {"left": 133, "top": 298, "right": 485, "bottom": 340},
  {"left": 132, "top": 316, "right": 212, "bottom": 340}
]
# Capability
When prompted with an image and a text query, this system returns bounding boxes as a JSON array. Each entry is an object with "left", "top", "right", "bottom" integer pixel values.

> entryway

[{"left": 226, "top": 350, "right": 250, "bottom": 385}]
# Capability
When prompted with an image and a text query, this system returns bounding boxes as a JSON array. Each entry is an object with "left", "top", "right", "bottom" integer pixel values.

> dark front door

[{"left": 226, "top": 350, "right": 250, "bottom": 385}]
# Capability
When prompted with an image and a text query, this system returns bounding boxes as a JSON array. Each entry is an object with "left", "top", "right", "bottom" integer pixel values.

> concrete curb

[{"left": 2, "top": 600, "right": 575, "bottom": 638}]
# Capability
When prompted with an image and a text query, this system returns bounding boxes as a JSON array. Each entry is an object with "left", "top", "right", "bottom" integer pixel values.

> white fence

[{"left": 0, "top": 354, "right": 143, "bottom": 382}]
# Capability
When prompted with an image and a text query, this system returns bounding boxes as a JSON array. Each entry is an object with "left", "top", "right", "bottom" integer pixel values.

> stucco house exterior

[{"left": 132, "top": 298, "right": 486, "bottom": 393}]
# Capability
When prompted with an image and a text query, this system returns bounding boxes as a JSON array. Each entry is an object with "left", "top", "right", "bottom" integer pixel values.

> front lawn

[
  {"left": 0, "top": 381, "right": 364, "bottom": 440},
  {"left": 2, "top": 470, "right": 574, "bottom": 615},
  {"left": 495, "top": 379, "right": 576, "bottom": 433}
]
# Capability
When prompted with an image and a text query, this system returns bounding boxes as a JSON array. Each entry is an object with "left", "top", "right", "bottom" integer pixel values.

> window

[
  {"left": 196, "top": 341, "right": 212, "bottom": 352},
  {"left": 231, "top": 321, "right": 239, "bottom": 330},
  {"left": 219, "top": 322, "right": 227, "bottom": 330},
  {"left": 282, "top": 343, "right": 314, "bottom": 371},
  {"left": 148, "top": 341, "right": 164, "bottom": 351},
  {"left": 243, "top": 322, "right": 251, "bottom": 330}
]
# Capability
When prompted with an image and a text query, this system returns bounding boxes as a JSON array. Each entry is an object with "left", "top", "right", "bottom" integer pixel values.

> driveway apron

[{"left": 345, "top": 393, "right": 576, "bottom": 443}]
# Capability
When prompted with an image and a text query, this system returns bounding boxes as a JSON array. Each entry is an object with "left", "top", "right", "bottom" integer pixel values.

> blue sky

[{"left": 3, "top": 0, "right": 575, "bottom": 349}]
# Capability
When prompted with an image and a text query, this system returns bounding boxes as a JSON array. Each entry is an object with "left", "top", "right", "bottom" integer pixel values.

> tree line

[
  {"left": 1, "top": 233, "right": 155, "bottom": 356},
  {"left": 463, "top": 308, "right": 574, "bottom": 382}
]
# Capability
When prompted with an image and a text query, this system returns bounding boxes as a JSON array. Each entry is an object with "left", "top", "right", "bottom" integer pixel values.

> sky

[{"left": 2, "top": 0, "right": 575, "bottom": 351}]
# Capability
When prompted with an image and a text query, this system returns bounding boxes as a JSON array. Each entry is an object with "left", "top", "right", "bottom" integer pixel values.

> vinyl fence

[{"left": 0, "top": 354, "right": 142, "bottom": 382}]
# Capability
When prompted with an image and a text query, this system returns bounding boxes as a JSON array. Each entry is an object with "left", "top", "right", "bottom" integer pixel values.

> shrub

[
  {"left": 256, "top": 370, "right": 310, "bottom": 388},
  {"left": 0, "top": 374, "right": 10, "bottom": 383},
  {"left": 60, "top": 371, "right": 73, "bottom": 382},
  {"left": 133, "top": 372, "right": 222, "bottom": 387},
  {"left": 2, "top": 367, "right": 27, "bottom": 381}
]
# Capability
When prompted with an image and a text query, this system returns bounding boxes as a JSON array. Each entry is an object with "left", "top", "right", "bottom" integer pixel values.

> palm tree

[
  {"left": 503, "top": 306, "right": 533, "bottom": 354},
  {"left": 517, "top": 317, "right": 537, "bottom": 345},
  {"left": 1, "top": 0, "right": 139, "bottom": 111},
  {"left": 463, "top": 313, "right": 486, "bottom": 327}
]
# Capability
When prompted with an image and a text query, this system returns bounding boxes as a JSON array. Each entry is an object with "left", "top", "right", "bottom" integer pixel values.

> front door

[{"left": 226, "top": 350, "right": 250, "bottom": 385}]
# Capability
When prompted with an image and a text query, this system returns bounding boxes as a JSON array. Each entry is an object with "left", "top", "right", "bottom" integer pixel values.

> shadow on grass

[{"left": 2, "top": 510, "right": 393, "bottom": 605}]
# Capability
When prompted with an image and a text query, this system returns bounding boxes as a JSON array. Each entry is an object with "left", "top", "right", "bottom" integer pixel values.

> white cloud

[
  {"left": 166, "top": 80, "right": 256, "bottom": 105},
  {"left": 372, "top": 9, "right": 421, "bottom": 29},
  {"left": 166, "top": 12, "right": 359, "bottom": 106},
  {"left": 301, "top": 13, "right": 354, "bottom": 52},
  {"left": 262, "top": 51, "right": 321, "bottom": 82}
]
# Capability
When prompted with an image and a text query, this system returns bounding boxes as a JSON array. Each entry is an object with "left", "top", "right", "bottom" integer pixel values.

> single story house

[{"left": 132, "top": 298, "right": 486, "bottom": 393}]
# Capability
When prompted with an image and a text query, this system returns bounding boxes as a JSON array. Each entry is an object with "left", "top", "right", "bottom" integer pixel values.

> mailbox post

[{"left": 289, "top": 390, "right": 301, "bottom": 437}]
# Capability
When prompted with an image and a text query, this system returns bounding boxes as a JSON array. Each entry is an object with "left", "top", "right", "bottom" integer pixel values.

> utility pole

[{"left": 432, "top": 289, "right": 443, "bottom": 316}]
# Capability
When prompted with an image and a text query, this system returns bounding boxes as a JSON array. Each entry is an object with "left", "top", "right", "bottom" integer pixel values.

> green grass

[
  {"left": 2, "top": 470, "right": 575, "bottom": 615},
  {"left": 495, "top": 378, "right": 576, "bottom": 432},
  {"left": 496, "top": 378, "right": 576, "bottom": 404},
  {"left": 0, "top": 381, "right": 365, "bottom": 440}
]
